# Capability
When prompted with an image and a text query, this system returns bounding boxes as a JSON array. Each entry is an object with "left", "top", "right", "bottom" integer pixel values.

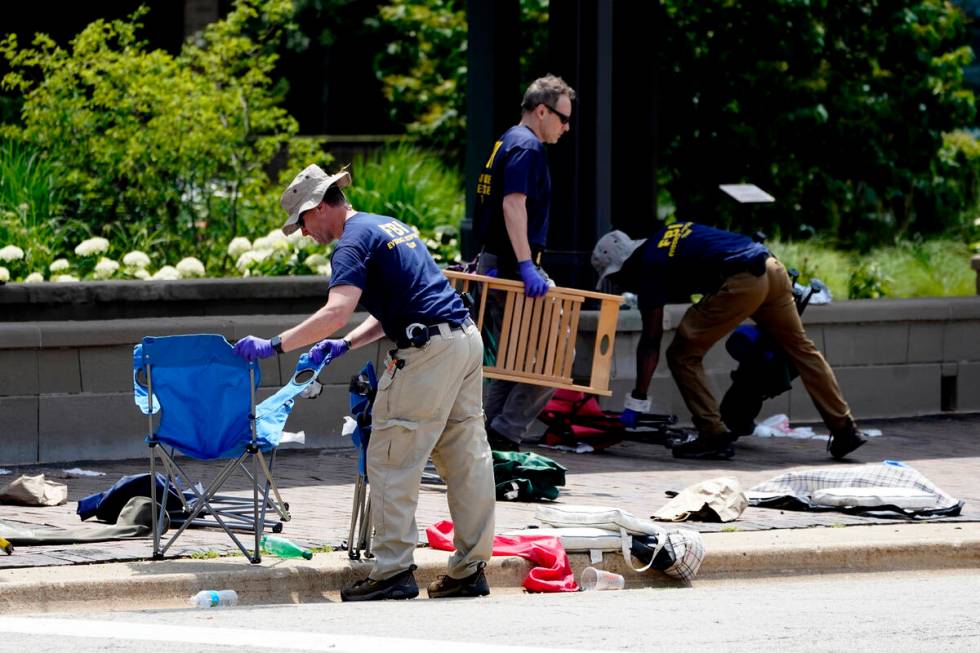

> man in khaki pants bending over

[
  {"left": 591, "top": 223, "right": 868, "bottom": 460},
  {"left": 233, "top": 164, "right": 496, "bottom": 601}
]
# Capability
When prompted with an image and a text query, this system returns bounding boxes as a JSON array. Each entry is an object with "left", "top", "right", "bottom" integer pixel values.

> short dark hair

[
  {"left": 323, "top": 184, "right": 348, "bottom": 208},
  {"left": 521, "top": 74, "right": 576, "bottom": 113}
]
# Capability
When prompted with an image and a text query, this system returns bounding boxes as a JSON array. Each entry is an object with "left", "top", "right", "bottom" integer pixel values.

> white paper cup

[{"left": 579, "top": 566, "right": 625, "bottom": 591}]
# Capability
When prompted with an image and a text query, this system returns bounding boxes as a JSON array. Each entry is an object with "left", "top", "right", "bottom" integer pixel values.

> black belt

[{"left": 395, "top": 317, "right": 475, "bottom": 349}]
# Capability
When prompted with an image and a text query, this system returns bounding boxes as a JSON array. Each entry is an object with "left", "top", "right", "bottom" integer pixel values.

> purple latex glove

[
  {"left": 620, "top": 408, "right": 639, "bottom": 428},
  {"left": 309, "top": 338, "right": 350, "bottom": 366},
  {"left": 518, "top": 259, "right": 549, "bottom": 298},
  {"left": 233, "top": 336, "right": 276, "bottom": 362}
]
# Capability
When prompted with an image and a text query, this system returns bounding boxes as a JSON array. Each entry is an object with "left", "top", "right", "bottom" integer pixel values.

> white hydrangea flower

[
  {"left": 0, "top": 267, "right": 9, "bottom": 282},
  {"left": 315, "top": 262, "right": 331, "bottom": 276},
  {"left": 52, "top": 274, "right": 79, "bottom": 282},
  {"left": 24, "top": 272, "right": 45, "bottom": 283},
  {"left": 49, "top": 258, "right": 70, "bottom": 273},
  {"left": 255, "top": 230, "right": 291, "bottom": 252},
  {"left": 132, "top": 268, "right": 150, "bottom": 280},
  {"left": 235, "top": 250, "right": 269, "bottom": 271},
  {"left": 227, "top": 237, "right": 252, "bottom": 258},
  {"left": 74, "top": 237, "right": 110, "bottom": 257},
  {"left": 151, "top": 265, "right": 180, "bottom": 280},
  {"left": 287, "top": 230, "right": 318, "bottom": 250},
  {"left": 0, "top": 245, "right": 25, "bottom": 261},
  {"left": 304, "top": 253, "right": 329, "bottom": 268},
  {"left": 122, "top": 251, "right": 151, "bottom": 269},
  {"left": 176, "top": 257, "right": 206, "bottom": 278},
  {"left": 93, "top": 257, "right": 120, "bottom": 279}
]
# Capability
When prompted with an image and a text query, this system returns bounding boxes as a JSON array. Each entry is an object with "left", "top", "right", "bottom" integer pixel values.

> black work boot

[
  {"left": 671, "top": 431, "right": 736, "bottom": 460},
  {"left": 486, "top": 425, "right": 520, "bottom": 452},
  {"left": 341, "top": 565, "right": 419, "bottom": 602},
  {"left": 427, "top": 561, "right": 490, "bottom": 599},
  {"left": 828, "top": 426, "right": 868, "bottom": 460}
]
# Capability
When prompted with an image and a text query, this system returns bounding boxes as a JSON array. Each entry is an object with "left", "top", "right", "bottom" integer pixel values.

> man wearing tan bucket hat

[
  {"left": 234, "top": 164, "right": 496, "bottom": 602},
  {"left": 590, "top": 224, "right": 868, "bottom": 461}
]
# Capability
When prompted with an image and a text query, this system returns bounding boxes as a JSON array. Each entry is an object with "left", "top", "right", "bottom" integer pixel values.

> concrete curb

[{"left": 2, "top": 523, "right": 978, "bottom": 614}]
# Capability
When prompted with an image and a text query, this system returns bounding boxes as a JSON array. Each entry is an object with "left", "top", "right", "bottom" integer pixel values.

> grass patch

[{"left": 769, "top": 237, "right": 976, "bottom": 299}]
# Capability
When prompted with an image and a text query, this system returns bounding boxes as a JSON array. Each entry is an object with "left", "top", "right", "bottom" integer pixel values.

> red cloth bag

[{"left": 426, "top": 520, "right": 578, "bottom": 592}]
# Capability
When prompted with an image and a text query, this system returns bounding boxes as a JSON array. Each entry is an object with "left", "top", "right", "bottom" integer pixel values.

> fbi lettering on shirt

[
  {"left": 476, "top": 141, "right": 503, "bottom": 202},
  {"left": 379, "top": 221, "right": 419, "bottom": 249},
  {"left": 658, "top": 222, "right": 693, "bottom": 257}
]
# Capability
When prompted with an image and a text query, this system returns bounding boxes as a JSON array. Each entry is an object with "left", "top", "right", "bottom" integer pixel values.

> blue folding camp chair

[
  {"left": 133, "top": 334, "right": 325, "bottom": 563},
  {"left": 346, "top": 360, "right": 377, "bottom": 560}
]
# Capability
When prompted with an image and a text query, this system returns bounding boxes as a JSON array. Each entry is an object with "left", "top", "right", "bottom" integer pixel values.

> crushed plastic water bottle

[{"left": 189, "top": 589, "right": 238, "bottom": 608}]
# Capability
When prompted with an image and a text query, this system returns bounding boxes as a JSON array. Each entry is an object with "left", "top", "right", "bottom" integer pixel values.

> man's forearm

[
  {"left": 344, "top": 315, "right": 385, "bottom": 349},
  {"left": 502, "top": 194, "right": 532, "bottom": 261},
  {"left": 278, "top": 304, "right": 350, "bottom": 353},
  {"left": 634, "top": 339, "right": 660, "bottom": 397}
]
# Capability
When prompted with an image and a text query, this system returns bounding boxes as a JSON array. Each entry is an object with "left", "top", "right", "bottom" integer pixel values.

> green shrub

[
  {"left": 767, "top": 238, "right": 851, "bottom": 300},
  {"left": 370, "top": 0, "right": 550, "bottom": 161},
  {"left": 867, "top": 238, "right": 975, "bottom": 297},
  {"left": 847, "top": 261, "right": 891, "bottom": 300},
  {"left": 0, "top": 0, "right": 309, "bottom": 273},
  {"left": 346, "top": 143, "right": 464, "bottom": 264}
]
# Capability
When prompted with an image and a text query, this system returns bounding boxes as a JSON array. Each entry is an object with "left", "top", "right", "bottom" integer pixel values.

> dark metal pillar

[
  {"left": 462, "top": 0, "right": 521, "bottom": 260},
  {"left": 544, "top": 0, "right": 612, "bottom": 290}
]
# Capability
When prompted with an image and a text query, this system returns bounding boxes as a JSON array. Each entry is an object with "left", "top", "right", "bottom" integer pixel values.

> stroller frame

[{"left": 143, "top": 362, "right": 290, "bottom": 564}]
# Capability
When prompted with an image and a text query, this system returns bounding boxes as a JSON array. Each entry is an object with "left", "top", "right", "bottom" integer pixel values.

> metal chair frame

[{"left": 143, "top": 358, "right": 290, "bottom": 563}]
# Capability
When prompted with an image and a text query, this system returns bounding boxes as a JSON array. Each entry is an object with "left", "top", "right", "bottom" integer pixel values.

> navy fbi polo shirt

[
  {"left": 633, "top": 222, "right": 771, "bottom": 310},
  {"left": 329, "top": 213, "right": 469, "bottom": 340},
  {"left": 474, "top": 124, "right": 551, "bottom": 268}
]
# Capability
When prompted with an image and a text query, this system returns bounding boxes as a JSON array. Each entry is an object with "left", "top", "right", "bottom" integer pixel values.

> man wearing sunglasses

[{"left": 472, "top": 74, "right": 576, "bottom": 452}]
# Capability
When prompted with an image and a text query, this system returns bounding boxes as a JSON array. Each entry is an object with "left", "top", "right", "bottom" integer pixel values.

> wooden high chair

[{"left": 443, "top": 270, "right": 622, "bottom": 396}]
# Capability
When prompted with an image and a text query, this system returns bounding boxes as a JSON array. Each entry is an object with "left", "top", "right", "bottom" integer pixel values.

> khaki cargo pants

[
  {"left": 367, "top": 323, "right": 496, "bottom": 581},
  {"left": 666, "top": 257, "right": 854, "bottom": 438}
]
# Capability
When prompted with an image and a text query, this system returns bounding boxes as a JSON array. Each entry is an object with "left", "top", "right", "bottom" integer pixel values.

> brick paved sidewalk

[{"left": 2, "top": 413, "right": 978, "bottom": 570}]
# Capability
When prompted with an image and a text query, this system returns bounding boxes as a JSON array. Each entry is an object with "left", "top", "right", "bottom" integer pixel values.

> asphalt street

[{"left": 2, "top": 569, "right": 978, "bottom": 652}]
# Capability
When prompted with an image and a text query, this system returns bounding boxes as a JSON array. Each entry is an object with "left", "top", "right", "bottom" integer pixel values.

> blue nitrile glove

[
  {"left": 518, "top": 259, "right": 549, "bottom": 297},
  {"left": 233, "top": 336, "right": 276, "bottom": 362},
  {"left": 309, "top": 338, "right": 350, "bottom": 366},
  {"left": 620, "top": 408, "right": 640, "bottom": 428},
  {"left": 484, "top": 267, "right": 498, "bottom": 278}
]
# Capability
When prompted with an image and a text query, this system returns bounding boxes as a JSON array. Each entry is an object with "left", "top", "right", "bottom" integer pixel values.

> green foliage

[
  {"left": 0, "top": 0, "right": 311, "bottom": 273},
  {"left": 369, "top": 0, "right": 549, "bottom": 160},
  {"left": 847, "top": 261, "right": 891, "bottom": 299},
  {"left": 657, "top": 0, "right": 976, "bottom": 247},
  {"left": 771, "top": 236, "right": 975, "bottom": 299},
  {"left": 867, "top": 238, "right": 976, "bottom": 296},
  {"left": 346, "top": 143, "right": 464, "bottom": 264},
  {"left": 767, "top": 238, "right": 852, "bottom": 299}
]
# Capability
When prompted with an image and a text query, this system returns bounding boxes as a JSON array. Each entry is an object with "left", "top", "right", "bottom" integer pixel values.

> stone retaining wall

[{"left": 2, "top": 295, "right": 979, "bottom": 465}]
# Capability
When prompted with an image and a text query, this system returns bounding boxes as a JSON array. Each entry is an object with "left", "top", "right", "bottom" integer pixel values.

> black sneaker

[
  {"left": 828, "top": 426, "right": 868, "bottom": 460},
  {"left": 671, "top": 432, "right": 736, "bottom": 459},
  {"left": 340, "top": 565, "right": 419, "bottom": 602},
  {"left": 427, "top": 561, "right": 490, "bottom": 598},
  {"left": 486, "top": 426, "right": 520, "bottom": 452}
]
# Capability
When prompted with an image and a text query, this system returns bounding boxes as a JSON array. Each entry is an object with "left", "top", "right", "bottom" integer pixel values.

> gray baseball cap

[
  {"left": 280, "top": 164, "right": 351, "bottom": 235},
  {"left": 591, "top": 230, "right": 646, "bottom": 289}
]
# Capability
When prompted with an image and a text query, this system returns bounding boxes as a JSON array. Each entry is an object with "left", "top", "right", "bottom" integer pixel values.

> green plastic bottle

[{"left": 260, "top": 534, "right": 313, "bottom": 560}]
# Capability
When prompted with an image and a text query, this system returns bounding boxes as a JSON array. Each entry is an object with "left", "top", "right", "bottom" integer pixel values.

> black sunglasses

[
  {"left": 544, "top": 104, "right": 570, "bottom": 125},
  {"left": 296, "top": 214, "right": 306, "bottom": 230}
]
